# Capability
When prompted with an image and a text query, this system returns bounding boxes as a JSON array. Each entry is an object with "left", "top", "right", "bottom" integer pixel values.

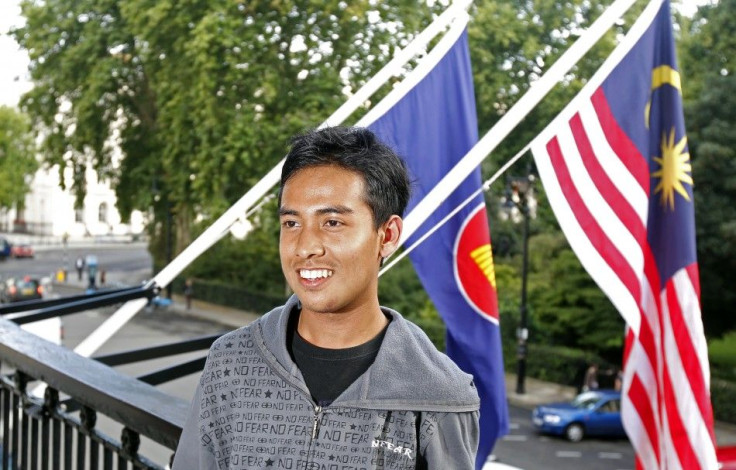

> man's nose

[{"left": 295, "top": 226, "right": 325, "bottom": 258}]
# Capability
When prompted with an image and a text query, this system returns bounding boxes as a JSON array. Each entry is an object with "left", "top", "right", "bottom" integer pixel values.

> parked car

[
  {"left": 0, "top": 276, "right": 44, "bottom": 303},
  {"left": 0, "top": 237, "right": 10, "bottom": 260},
  {"left": 532, "top": 389, "right": 626, "bottom": 442},
  {"left": 10, "top": 243, "right": 34, "bottom": 258}
]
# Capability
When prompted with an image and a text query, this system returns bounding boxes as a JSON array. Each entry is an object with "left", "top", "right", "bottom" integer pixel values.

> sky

[
  {"left": 0, "top": 0, "right": 710, "bottom": 109},
  {"left": 1, "top": 1, "right": 32, "bottom": 107}
]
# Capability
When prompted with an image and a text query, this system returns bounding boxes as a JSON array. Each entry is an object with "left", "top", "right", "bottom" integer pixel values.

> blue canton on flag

[{"left": 368, "top": 28, "right": 508, "bottom": 469}]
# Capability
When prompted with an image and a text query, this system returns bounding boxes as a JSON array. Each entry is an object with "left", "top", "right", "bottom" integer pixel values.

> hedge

[{"left": 171, "top": 277, "right": 285, "bottom": 315}]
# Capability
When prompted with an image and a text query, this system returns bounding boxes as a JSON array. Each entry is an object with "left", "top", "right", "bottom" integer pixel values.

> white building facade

[{"left": 1, "top": 164, "right": 145, "bottom": 239}]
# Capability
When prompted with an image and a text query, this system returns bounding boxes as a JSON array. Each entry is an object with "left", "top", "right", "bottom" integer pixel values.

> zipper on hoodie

[{"left": 311, "top": 405, "right": 322, "bottom": 439}]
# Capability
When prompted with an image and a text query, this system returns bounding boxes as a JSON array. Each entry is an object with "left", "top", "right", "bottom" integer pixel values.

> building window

[
  {"left": 98, "top": 203, "right": 108, "bottom": 223},
  {"left": 75, "top": 208, "right": 84, "bottom": 223}
]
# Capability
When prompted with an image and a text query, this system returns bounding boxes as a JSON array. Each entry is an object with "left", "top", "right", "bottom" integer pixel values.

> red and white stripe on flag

[{"left": 529, "top": 1, "right": 718, "bottom": 467}]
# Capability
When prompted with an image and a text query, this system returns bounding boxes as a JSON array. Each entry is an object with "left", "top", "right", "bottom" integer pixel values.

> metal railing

[{"left": 0, "top": 286, "right": 222, "bottom": 469}]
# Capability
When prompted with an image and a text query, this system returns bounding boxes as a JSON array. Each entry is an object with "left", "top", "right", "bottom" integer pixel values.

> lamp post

[{"left": 502, "top": 173, "right": 536, "bottom": 394}]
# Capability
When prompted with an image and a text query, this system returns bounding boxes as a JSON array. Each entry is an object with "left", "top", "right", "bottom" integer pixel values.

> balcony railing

[{"left": 0, "top": 286, "right": 220, "bottom": 469}]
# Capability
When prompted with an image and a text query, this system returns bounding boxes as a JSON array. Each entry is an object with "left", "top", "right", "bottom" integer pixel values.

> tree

[
  {"left": 12, "top": 0, "right": 436, "bottom": 260},
  {"left": 679, "top": 0, "right": 736, "bottom": 336},
  {"left": 0, "top": 106, "right": 37, "bottom": 210}
]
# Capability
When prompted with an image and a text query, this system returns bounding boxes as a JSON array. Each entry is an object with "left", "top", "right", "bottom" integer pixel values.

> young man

[{"left": 173, "top": 127, "right": 480, "bottom": 469}]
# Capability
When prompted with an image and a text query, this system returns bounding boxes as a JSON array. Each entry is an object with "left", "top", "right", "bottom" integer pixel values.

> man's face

[{"left": 279, "top": 165, "right": 387, "bottom": 317}]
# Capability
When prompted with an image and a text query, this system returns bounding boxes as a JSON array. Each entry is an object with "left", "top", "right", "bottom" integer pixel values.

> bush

[
  {"left": 503, "top": 342, "right": 614, "bottom": 391},
  {"left": 710, "top": 379, "right": 736, "bottom": 424}
]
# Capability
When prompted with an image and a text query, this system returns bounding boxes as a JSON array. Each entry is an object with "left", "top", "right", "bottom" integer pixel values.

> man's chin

[{"left": 295, "top": 295, "right": 342, "bottom": 316}]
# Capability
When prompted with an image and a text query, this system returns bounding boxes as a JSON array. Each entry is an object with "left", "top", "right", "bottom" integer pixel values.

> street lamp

[{"left": 501, "top": 173, "right": 536, "bottom": 394}]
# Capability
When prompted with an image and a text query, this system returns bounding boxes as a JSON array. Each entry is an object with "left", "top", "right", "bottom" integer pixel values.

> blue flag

[{"left": 368, "top": 28, "right": 508, "bottom": 468}]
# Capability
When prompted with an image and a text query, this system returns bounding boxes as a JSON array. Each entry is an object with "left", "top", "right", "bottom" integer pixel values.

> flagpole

[
  {"left": 399, "top": 0, "right": 641, "bottom": 246},
  {"left": 73, "top": 2, "right": 472, "bottom": 357}
]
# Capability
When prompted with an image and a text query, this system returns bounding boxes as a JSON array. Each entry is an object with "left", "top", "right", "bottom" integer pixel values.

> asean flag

[{"left": 367, "top": 25, "right": 508, "bottom": 469}]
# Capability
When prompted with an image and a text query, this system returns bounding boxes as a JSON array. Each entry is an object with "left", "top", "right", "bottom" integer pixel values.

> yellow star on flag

[{"left": 652, "top": 128, "right": 693, "bottom": 210}]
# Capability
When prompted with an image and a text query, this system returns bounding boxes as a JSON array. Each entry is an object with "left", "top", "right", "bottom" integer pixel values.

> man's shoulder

[
  {"left": 370, "top": 309, "right": 480, "bottom": 410},
  {"left": 209, "top": 302, "right": 288, "bottom": 351}
]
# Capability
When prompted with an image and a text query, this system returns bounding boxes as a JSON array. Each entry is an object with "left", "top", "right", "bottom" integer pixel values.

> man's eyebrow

[
  {"left": 278, "top": 206, "right": 354, "bottom": 217},
  {"left": 316, "top": 206, "right": 353, "bottom": 215},
  {"left": 279, "top": 207, "right": 298, "bottom": 217}
]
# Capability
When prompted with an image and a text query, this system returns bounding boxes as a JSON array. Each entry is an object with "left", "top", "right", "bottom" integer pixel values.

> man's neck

[{"left": 296, "top": 305, "right": 389, "bottom": 349}]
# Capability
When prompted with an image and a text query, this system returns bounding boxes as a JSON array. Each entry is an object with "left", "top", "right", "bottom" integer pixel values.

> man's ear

[{"left": 379, "top": 215, "right": 403, "bottom": 259}]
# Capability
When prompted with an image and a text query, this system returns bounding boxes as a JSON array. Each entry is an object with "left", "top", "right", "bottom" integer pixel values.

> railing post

[
  {"left": 1, "top": 378, "right": 9, "bottom": 470},
  {"left": 14, "top": 371, "right": 27, "bottom": 469},
  {"left": 121, "top": 427, "right": 140, "bottom": 456},
  {"left": 80, "top": 406, "right": 97, "bottom": 469},
  {"left": 45, "top": 387, "right": 62, "bottom": 469}
]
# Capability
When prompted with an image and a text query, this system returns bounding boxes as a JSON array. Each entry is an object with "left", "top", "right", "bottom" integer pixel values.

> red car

[
  {"left": 0, "top": 277, "right": 43, "bottom": 303},
  {"left": 11, "top": 244, "right": 34, "bottom": 258}
]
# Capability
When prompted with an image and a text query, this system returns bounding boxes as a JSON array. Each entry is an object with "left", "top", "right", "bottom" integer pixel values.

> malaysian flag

[{"left": 530, "top": 0, "right": 716, "bottom": 468}]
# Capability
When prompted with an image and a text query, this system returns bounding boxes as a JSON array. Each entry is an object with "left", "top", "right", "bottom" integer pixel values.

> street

[
  {"left": 492, "top": 403, "right": 634, "bottom": 470},
  {"left": 0, "top": 242, "right": 152, "bottom": 286},
  {"left": 2, "top": 244, "right": 637, "bottom": 469}
]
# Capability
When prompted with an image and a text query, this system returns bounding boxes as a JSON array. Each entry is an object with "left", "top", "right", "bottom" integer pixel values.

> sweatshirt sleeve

[
  {"left": 171, "top": 383, "right": 217, "bottom": 470},
  {"left": 421, "top": 411, "right": 479, "bottom": 470}
]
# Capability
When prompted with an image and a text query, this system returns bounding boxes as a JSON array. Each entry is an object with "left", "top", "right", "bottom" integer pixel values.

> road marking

[
  {"left": 482, "top": 463, "right": 524, "bottom": 470},
  {"left": 555, "top": 451, "right": 582, "bottom": 458},
  {"left": 502, "top": 435, "right": 528, "bottom": 442},
  {"left": 509, "top": 422, "right": 520, "bottom": 430},
  {"left": 598, "top": 452, "right": 623, "bottom": 459}
]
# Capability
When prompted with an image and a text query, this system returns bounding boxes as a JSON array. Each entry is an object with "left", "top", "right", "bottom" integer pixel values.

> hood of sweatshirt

[{"left": 251, "top": 295, "right": 480, "bottom": 413}]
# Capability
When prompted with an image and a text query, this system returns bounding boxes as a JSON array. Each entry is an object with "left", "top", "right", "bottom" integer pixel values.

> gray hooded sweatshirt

[{"left": 173, "top": 296, "right": 480, "bottom": 469}]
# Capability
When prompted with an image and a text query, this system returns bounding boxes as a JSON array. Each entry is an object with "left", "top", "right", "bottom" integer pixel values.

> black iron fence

[{"left": 0, "top": 286, "right": 220, "bottom": 469}]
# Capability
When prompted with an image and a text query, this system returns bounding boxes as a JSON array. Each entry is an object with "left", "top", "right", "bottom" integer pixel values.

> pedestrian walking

[
  {"left": 583, "top": 363, "right": 599, "bottom": 392},
  {"left": 183, "top": 279, "right": 193, "bottom": 310},
  {"left": 75, "top": 256, "right": 85, "bottom": 281}
]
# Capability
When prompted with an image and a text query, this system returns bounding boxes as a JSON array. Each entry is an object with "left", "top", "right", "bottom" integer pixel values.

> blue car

[{"left": 531, "top": 389, "right": 626, "bottom": 442}]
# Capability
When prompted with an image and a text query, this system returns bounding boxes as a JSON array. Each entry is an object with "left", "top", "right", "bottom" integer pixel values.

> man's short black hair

[{"left": 279, "top": 126, "right": 411, "bottom": 228}]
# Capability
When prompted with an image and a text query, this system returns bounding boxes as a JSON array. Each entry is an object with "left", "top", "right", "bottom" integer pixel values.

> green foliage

[
  {"left": 711, "top": 379, "right": 736, "bottom": 425},
  {"left": 709, "top": 331, "right": 736, "bottom": 381},
  {"left": 171, "top": 199, "right": 286, "bottom": 300},
  {"left": 171, "top": 276, "right": 284, "bottom": 315},
  {"left": 13, "top": 0, "right": 436, "bottom": 251},
  {"left": 678, "top": 0, "right": 736, "bottom": 336},
  {"left": 0, "top": 106, "right": 37, "bottom": 210},
  {"left": 378, "top": 255, "right": 446, "bottom": 350},
  {"left": 519, "top": 343, "right": 611, "bottom": 389}
]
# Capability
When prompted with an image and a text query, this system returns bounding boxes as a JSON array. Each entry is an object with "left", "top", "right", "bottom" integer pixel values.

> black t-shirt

[{"left": 288, "top": 310, "right": 389, "bottom": 407}]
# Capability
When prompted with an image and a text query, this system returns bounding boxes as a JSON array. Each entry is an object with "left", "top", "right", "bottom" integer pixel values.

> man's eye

[
  {"left": 326, "top": 220, "right": 342, "bottom": 227},
  {"left": 282, "top": 220, "right": 298, "bottom": 228}
]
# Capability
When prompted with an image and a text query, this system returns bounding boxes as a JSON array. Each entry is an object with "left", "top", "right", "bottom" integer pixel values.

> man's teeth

[{"left": 300, "top": 269, "right": 333, "bottom": 280}]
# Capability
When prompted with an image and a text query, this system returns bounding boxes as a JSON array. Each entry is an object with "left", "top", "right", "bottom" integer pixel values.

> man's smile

[{"left": 299, "top": 269, "right": 334, "bottom": 280}]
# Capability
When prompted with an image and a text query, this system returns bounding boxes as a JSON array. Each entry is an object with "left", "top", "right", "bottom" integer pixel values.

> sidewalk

[{"left": 0, "top": 231, "right": 144, "bottom": 249}]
